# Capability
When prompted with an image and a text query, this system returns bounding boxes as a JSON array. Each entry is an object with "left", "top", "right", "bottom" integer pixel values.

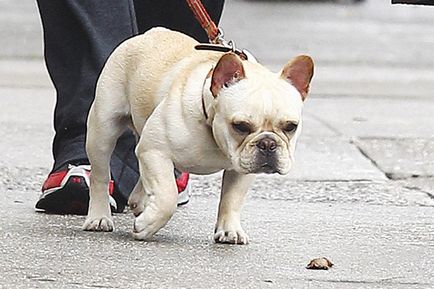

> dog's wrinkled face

[{"left": 210, "top": 53, "right": 314, "bottom": 175}]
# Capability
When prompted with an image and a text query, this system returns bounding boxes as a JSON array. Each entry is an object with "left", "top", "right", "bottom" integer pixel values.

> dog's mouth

[
  {"left": 245, "top": 162, "right": 278, "bottom": 174},
  {"left": 253, "top": 151, "right": 279, "bottom": 174},
  {"left": 259, "top": 163, "right": 278, "bottom": 174}
]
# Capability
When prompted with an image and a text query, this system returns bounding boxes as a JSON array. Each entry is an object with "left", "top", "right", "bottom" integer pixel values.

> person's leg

[
  {"left": 133, "top": 0, "right": 225, "bottom": 41},
  {"left": 36, "top": 0, "right": 139, "bottom": 213}
]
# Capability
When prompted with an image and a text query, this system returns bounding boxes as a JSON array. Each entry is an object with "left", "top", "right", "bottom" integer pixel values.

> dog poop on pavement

[{"left": 306, "top": 257, "right": 334, "bottom": 270}]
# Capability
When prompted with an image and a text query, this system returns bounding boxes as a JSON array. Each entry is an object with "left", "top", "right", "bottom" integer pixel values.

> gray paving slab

[
  {"left": 305, "top": 97, "right": 434, "bottom": 138},
  {"left": 0, "top": 60, "right": 51, "bottom": 88},
  {"left": 0, "top": 87, "right": 54, "bottom": 124},
  {"left": 356, "top": 138, "right": 434, "bottom": 179},
  {"left": 0, "top": 0, "right": 42, "bottom": 59},
  {"left": 299, "top": 113, "right": 338, "bottom": 137},
  {"left": 0, "top": 87, "right": 54, "bottom": 169},
  {"left": 287, "top": 135, "right": 386, "bottom": 181},
  {"left": 309, "top": 64, "right": 434, "bottom": 99}
]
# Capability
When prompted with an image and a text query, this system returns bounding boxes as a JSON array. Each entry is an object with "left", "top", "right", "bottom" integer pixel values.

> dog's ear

[
  {"left": 211, "top": 53, "right": 246, "bottom": 97},
  {"left": 280, "top": 55, "right": 314, "bottom": 101}
]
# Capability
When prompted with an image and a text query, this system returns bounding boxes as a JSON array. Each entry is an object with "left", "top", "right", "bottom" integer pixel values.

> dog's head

[{"left": 207, "top": 52, "right": 314, "bottom": 175}]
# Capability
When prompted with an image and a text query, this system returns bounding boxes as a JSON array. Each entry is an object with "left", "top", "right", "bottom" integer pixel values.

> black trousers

[{"left": 36, "top": 0, "right": 224, "bottom": 207}]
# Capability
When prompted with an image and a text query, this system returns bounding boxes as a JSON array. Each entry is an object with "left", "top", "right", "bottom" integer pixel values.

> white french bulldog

[{"left": 83, "top": 27, "right": 314, "bottom": 244}]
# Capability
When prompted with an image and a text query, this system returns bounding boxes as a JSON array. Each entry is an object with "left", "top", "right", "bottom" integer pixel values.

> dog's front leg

[
  {"left": 214, "top": 170, "right": 256, "bottom": 245},
  {"left": 132, "top": 149, "right": 178, "bottom": 240}
]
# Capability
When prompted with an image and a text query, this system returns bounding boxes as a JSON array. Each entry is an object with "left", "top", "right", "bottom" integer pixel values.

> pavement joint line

[
  {"left": 403, "top": 185, "right": 434, "bottom": 200},
  {"left": 386, "top": 173, "right": 434, "bottom": 180},
  {"left": 0, "top": 84, "right": 51, "bottom": 89},
  {"left": 350, "top": 137, "right": 389, "bottom": 179},
  {"left": 357, "top": 136, "right": 434, "bottom": 141},
  {"left": 310, "top": 93, "right": 434, "bottom": 100},
  {"left": 303, "top": 111, "right": 343, "bottom": 136},
  {"left": 0, "top": 56, "right": 42, "bottom": 61},
  {"left": 266, "top": 59, "right": 434, "bottom": 69}
]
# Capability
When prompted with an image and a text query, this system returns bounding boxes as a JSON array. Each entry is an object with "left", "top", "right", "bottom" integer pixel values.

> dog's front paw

[
  {"left": 132, "top": 204, "right": 175, "bottom": 240},
  {"left": 82, "top": 216, "right": 114, "bottom": 232},
  {"left": 214, "top": 225, "right": 249, "bottom": 245}
]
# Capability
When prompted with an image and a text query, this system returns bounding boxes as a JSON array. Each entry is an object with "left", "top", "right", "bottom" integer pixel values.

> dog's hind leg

[
  {"left": 127, "top": 119, "right": 146, "bottom": 217},
  {"left": 83, "top": 78, "right": 130, "bottom": 232},
  {"left": 128, "top": 180, "right": 145, "bottom": 216}
]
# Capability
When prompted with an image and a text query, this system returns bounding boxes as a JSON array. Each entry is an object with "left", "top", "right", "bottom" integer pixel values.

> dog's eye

[
  {"left": 282, "top": 122, "right": 298, "bottom": 133},
  {"left": 232, "top": 121, "right": 253, "bottom": 134}
]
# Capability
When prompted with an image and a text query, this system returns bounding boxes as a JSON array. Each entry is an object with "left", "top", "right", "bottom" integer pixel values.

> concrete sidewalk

[{"left": 1, "top": 0, "right": 433, "bottom": 288}]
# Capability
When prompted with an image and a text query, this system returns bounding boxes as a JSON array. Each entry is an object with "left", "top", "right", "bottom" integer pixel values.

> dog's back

[{"left": 97, "top": 27, "right": 218, "bottom": 134}]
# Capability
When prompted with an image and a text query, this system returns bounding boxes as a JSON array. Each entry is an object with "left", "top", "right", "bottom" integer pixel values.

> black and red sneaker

[{"left": 35, "top": 164, "right": 117, "bottom": 215}]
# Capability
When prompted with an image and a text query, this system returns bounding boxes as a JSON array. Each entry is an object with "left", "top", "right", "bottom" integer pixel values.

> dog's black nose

[{"left": 256, "top": 138, "right": 277, "bottom": 154}]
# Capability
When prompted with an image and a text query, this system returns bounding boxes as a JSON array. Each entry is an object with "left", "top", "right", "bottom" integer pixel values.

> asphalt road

[{"left": 1, "top": 0, "right": 434, "bottom": 288}]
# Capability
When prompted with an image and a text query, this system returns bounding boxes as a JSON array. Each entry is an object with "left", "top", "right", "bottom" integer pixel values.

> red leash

[{"left": 186, "top": 0, "right": 221, "bottom": 43}]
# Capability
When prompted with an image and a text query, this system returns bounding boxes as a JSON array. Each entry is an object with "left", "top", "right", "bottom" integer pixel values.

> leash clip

[
  {"left": 211, "top": 27, "right": 225, "bottom": 45},
  {"left": 186, "top": 0, "right": 257, "bottom": 62},
  {"left": 196, "top": 29, "right": 258, "bottom": 63},
  {"left": 212, "top": 29, "right": 239, "bottom": 55}
]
